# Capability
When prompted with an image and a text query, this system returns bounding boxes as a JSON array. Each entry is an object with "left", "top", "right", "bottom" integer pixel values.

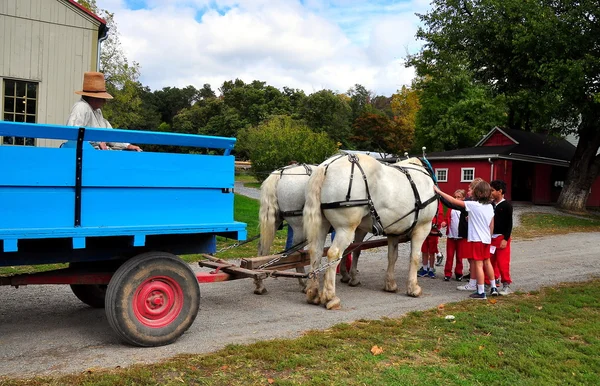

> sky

[{"left": 95, "top": 0, "right": 431, "bottom": 97}]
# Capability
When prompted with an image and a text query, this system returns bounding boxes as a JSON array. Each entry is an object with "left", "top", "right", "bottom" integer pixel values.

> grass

[
  {"left": 2, "top": 279, "right": 599, "bottom": 385},
  {"left": 512, "top": 212, "right": 600, "bottom": 239}
]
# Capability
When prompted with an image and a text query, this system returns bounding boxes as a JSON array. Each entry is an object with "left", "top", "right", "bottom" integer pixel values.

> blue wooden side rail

[{"left": 0, "top": 121, "right": 247, "bottom": 260}]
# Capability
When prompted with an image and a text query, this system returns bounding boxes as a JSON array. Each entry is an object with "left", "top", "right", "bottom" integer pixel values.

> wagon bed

[{"left": 0, "top": 120, "right": 246, "bottom": 346}]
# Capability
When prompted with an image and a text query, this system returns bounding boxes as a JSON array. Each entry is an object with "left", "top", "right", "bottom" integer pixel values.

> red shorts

[
  {"left": 457, "top": 238, "right": 471, "bottom": 259},
  {"left": 470, "top": 241, "right": 491, "bottom": 261},
  {"left": 420, "top": 235, "right": 439, "bottom": 254}
]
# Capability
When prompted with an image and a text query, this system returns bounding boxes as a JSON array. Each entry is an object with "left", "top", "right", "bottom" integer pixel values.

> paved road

[{"left": 1, "top": 231, "right": 599, "bottom": 378}]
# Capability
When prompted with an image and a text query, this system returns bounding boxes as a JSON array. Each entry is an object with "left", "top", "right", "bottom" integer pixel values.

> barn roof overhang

[{"left": 424, "top": 153, "right": 570, "bottom": 167}]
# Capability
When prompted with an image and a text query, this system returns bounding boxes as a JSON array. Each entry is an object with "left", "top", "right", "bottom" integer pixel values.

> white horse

[
  {"left": 257, "top": 163, "right": 367, "bottom": 295},
  {"left": 303, "top": 154, "right": 438, "bottom": 309}
]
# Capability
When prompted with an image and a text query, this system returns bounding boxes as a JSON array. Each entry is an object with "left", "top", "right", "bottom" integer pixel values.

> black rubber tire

[
  {"left": 70, "top": 284, "right": 107, "bottom": 308},
  {"left": 105, "top": 252, "right": 200, "bottom": 347}
]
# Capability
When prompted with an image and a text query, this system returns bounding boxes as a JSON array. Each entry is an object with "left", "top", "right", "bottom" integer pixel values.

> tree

[
  {"left": 153, "top": 86, "right": 199, "bottom": 125},
  {"left": 390, "top": 86, "right": 420, "bottom": 153},
  {"left": 347, "top": 84, "right": 373, "bottom": 121},
  {"left": 237, "top": 116, "right": 338, "bottom": 182},
  {"left": 299, "top": 90, "right": 352, "bottom": 147},
  {"left": 410, "top": 68, "right": 506, "bottom": 151},
  {"left": 410, "top": 0, "right": 600, "bottom": 211}
]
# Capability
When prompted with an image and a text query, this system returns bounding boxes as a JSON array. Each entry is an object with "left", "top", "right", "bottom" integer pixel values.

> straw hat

[{"left": 75, "top": 72, "right": 113, "bottom": 99}]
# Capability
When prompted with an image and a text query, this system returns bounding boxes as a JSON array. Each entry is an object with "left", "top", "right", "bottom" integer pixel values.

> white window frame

[
  {"left": 435, "top": 168, "right": 448, "bottom": 182},
  {"left": 461, "top": 167, "right": 475, "bottom": 182}
]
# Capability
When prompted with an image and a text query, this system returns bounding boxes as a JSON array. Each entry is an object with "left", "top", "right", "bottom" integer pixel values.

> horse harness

[
  {"left": 320, "top": 154, "right": 439, "bottom": 237},
  {"left": 276, "top": 163, "right": 313, "bottom": 218}
]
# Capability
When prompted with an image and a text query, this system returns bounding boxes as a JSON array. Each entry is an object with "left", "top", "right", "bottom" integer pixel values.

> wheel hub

[{"left": 133, "top": 276, "right": 184, "bottom": 328}]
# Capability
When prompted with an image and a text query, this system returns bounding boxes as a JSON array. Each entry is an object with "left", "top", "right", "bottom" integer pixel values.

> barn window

[
  {"left": 2, "top": 79, "right": 38, "bottom": 146},
  {"left": 435, "top": 168, "right": 448, "bottom": 182},
  {"left": 461, "top": 168, "right": 475, "bottom": 182}
]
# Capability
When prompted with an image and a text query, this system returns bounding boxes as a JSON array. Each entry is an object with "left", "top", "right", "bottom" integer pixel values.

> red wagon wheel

[{"left": 105, "top": 252, "right": 200, "bottom": 347}]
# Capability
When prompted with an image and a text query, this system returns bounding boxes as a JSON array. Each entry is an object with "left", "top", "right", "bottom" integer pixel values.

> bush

[{"left": 237, "top": 115, "right": 338, "bottom": 182}]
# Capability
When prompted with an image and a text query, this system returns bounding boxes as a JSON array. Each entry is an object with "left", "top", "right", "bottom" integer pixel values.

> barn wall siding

[{"left": 1, "top": 0, "right": 101, "bottom": 148}]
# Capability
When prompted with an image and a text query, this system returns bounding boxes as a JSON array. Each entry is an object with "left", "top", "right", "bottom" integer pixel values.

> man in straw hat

[{"left": 66, "top": 71, "right": 142, "bottom": 151}]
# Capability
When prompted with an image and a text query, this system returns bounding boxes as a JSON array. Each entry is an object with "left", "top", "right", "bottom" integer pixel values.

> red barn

[{"left": 421, "top": 127, "right": 600, "bottom": 207}]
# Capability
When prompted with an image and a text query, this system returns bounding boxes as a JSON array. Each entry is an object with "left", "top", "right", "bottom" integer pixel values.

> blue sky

[{"left": 99, "top": 0, "right": 430, "bottom": 96}]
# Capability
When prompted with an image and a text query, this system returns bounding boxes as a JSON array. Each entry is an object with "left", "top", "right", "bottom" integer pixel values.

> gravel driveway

[{"left": 0, "top": 186, "right": 598, "bottom": 379}]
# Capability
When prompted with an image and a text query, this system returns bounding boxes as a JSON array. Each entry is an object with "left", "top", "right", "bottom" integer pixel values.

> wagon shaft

[{"left": 240, "top": 238, "right": 389, "bottom": 271}]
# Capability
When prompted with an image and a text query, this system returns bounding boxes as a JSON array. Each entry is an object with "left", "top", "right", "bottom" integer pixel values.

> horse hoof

[
  {"left": 254, "top": 287, "right": 268, "bottom": 295},
  {"left": 340, "top": 276, "right": 350, "bottom": 284},
  {"left": 326, "top": 297, "right": 341, "bottom": 310},
  {"left": 306, "top": 287, "right": 320, "bottom": 304},
  {"left": 407, "top": 286, "right": 422, "bottom": 297},
  {"left": 383, "top": 281, "right": 398, "bottom": 292},
  {"left": 349, "top": 280, "right": 362, "bottom": 287}
]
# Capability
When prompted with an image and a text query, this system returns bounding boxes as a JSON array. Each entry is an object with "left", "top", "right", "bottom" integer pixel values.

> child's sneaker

[
  {"left": 469, "top": 292, "right": 487, "bottom": 299},
  {"left": 495, "top": 278, "right": 501, "bottom": 286},
  {"left": 427, "top": 270, "right": 436, "bottom": 278},
  {"left": 417, "top": 267, "right": 427, "bottom": 277},
  {"left": 455, "top": 274, "right": 463, "bottom": 281},
  {"left": 490, "top": 287, "right": 500, "bottom": 296},
  {"left": 499, "top": 285, "right": 512, "bottom": 296},
  {"left": 444, "top": 276, "right": 450, "bottom": 281},
  {"left": 457, "top": 283, "right": 477, "bottom": 291}
]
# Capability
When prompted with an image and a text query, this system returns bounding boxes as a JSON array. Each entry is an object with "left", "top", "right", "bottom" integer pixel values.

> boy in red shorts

[
  {"left": 490, "top": 179, "right": 513, "bottom": 295},
  {"left": 418, "top": 201, "right": 445, "bottom": 278}
]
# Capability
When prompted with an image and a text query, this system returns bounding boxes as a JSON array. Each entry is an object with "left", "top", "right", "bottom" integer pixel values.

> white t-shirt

[
  {"left": 448, "top": 209, "right": 461, "bottom": 238},
  {"left": 464, "top": 200, "right": 494, "bottom": 244}
]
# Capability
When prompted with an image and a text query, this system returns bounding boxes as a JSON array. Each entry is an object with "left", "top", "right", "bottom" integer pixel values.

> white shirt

[
  {"left": 448, "top": 209, "right": 461, "bottom": 238},
  {"left": 464, "top": 200, "right": 494, "bottom": 244},
  {"left": 66, "top": 98, "right": 130, "bottom": 149}
]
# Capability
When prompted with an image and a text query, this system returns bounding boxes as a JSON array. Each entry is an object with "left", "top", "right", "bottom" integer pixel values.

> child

[
  {"left": 435, "top": 179, "right": 497, "bottom": 299},
  {"left": 490, "top": 180, "right": 513, "bottom": 295},
  {"left": 418, "top": 201, "right": 445, "bottom": 278},
  {"left": 443, "top": 189, "right": 466, "bottom": 281}
]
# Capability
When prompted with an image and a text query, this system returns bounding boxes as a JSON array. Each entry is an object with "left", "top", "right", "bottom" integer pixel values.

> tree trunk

[{"left": 557, "top": 112, "right": 600, "bottom": 212}]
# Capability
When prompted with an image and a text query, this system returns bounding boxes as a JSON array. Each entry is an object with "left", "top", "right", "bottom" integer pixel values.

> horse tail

[
  {"left": 303, "top": 165, "right": 327, "bottom": 248},
  {"left": 258, "top": 172, "right": 281, "bottom": 256}
]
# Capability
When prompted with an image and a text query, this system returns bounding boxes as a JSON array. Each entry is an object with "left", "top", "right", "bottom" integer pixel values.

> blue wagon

[{"left": 0, "top": 120, "right": 246, "bottom": 347}]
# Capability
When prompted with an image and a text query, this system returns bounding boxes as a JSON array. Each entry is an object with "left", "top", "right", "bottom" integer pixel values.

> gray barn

[{"left": 0, "top": 0, "right": 107, "bottom": 147}]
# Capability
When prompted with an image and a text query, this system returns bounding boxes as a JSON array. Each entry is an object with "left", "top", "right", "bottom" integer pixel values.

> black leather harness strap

[
  {"left": 277, "top": 163, "right": 314, "bottom": 218},
  {"left": 385, "top": 164, "right": 439, "bottom": 236},
  {"left": 319, "top": 156, "right": 438, "bottom": 238},
  {"left": 320, "top": 154, "right": 385, "bottom": 236}
]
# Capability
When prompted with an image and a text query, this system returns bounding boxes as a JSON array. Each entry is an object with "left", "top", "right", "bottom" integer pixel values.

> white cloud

[{"left": 96, "top": 0, "right": 429, "bottom": 96}]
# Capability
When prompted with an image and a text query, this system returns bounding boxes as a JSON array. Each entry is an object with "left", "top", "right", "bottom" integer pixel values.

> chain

[
  {"left": 215, "top": 234, "right": 261, "bottom": 254},
  {"left": 257, "top": 240, "right": 307, "bottom": 269},
  {"left": 307, "top": 233, "right": 378, "bottom": 279}
]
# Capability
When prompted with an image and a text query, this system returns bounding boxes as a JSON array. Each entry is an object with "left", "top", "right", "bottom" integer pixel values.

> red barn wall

[
  {"left": 587, "top": 178, "right": 600, "bottom": 207},
  {"left": 532, "top": 164, "right": 552, "bottom": 204},
  {"left": 481, "top": 131, "right": 516, "bottom": 146},
  {"left": 430, "top": 160, "right": 492, "bottom": 197}
]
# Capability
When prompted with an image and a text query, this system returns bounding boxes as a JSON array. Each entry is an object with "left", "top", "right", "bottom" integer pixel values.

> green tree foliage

[
  {"left": 153, "top": 86, "right": 200, "bottom": 125},
  {"left": 409, "top": 67, "right": 506, "bottom": 151},
  {"left": 298, "top": 90, "right": 352, "bottom": 147},
  {"left": 237, "top": 116, "right": 338, "bottom": 182},
  {"left": 347, "top": 84, "right": 373, "bottom": 121},
  {"left": 411, "top": 0, "right": 600, "bottom": 211}
]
